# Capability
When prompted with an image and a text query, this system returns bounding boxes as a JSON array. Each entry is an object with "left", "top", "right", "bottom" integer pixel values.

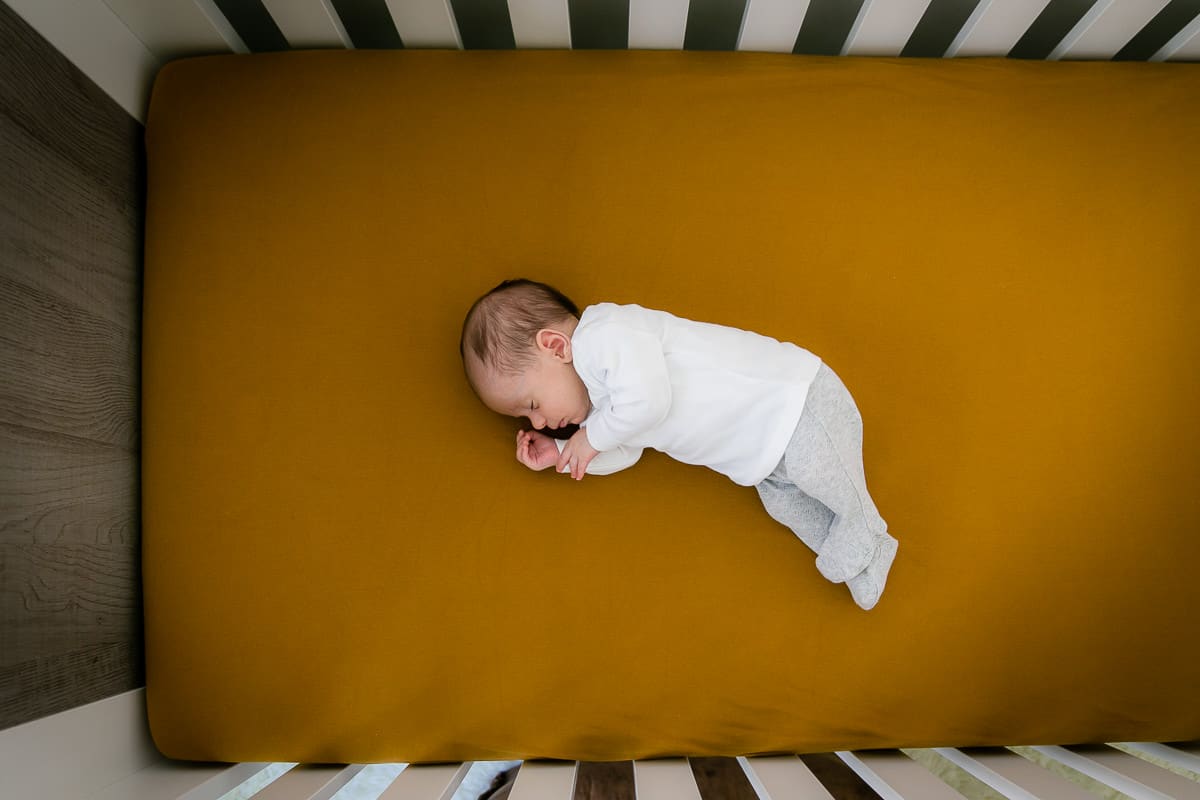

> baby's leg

[
  {"left": 783, "top": 365, "right": 894, "bottom": 586},
  {"left": 755, "top": 474, "right": 835, "bottom": 556}
]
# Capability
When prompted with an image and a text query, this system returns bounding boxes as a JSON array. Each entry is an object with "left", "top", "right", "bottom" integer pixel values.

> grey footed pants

[{"left": 755, "top": 364, "right": 898, "bottom": 610}]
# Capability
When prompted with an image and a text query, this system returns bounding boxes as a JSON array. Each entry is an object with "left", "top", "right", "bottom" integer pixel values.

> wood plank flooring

[{"left": 0, "top": 0, "right": 144, "bottom": 730}]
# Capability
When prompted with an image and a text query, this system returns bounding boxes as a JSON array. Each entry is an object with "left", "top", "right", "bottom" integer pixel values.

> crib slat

[
  {"left": 259, "top": 0, "right": 346, "bottom": 49},
  {"left": 844, "top": 0, "right": 928, "bottom": 57},
  {"left": 798, "top": 752, "right": 883, "bottom": 798},
  {"left": 628, "top": 0, "right": 688, "bottom": 50},
  {"left": 1064, "top": 746, "right": 1200, "bottom": 799},
  {"left": 738, "top": 755, "right": 835, "bottom": 800},
  {"left": 951, "top": 748, "right": 1097, "bottom": 800},
  {"left": 931, "top": 748, "right": 1044, "bottom": 800},
  {"left": 737, "top": 0, "right": 810, "bottom": 53},
  {"left": 308, "top": 764, "right": 369, "bottom": 800},
  {"left": 175, "top": 762, "right": 281, "bottom": 800},
  {"left": 1015, "top": 745, "right": 1173, "bottom": 800},
  {"left": 1163, "top": 20, "right": 1200, "bottom": 60},
  {"left": 379, "top": 762, "right": 472, "bottom": 800},
  {"left": 508, "top": 761, "right": 577, "bottom": 799},
  {"left": 251, "top": 764, "right": 351, "bottom": 799},
  {"left": 633, "top": 759, "right": 703, "bottom": 799},
  {"left": 509, "top": 0, "right": 572, "bottom": 49},
  {"left": 386, "top": 0, "right": 462, "bottom": 49},
  {"left": 1113, "top": 742, "right": 1200, "bottom": 782},
  {"left": 951, "top": 0, "right": 1048, "bottom": 57},
  {"left": 1055, "top": 0, "right": 1173, "bottom": 60},
  {"left": 835, "top": 752, "right": 909, "bottom": 800},
  {"left": 851, "top": 751, "right": 963, "bottom": 799}
]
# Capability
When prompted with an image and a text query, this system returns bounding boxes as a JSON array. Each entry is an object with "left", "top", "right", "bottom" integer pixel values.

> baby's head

[{"left": 461, "top": 279, "right": 592, "bottom": 432}]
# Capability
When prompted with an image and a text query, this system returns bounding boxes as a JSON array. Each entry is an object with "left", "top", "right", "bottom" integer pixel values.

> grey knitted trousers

[{"left": 755, "top": 364, "right": 898, "bottom": 609}]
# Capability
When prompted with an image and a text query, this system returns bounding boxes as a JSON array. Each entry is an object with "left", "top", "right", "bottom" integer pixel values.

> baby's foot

[
  {"left": 815, "top": 519, "right": 877, "bottom": 583},
  {"left": 846, "top": 534, "right": 899, "bottom": 610}
]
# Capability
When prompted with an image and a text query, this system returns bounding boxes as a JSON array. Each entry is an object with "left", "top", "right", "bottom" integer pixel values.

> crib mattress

[{"left": 142, "top": 50, "right": 1200, "bottom": 763}]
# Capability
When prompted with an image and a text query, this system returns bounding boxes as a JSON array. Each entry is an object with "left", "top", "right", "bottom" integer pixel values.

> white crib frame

[
  {"left": 3, "top": 689, "right": 1197, "bottom": 800},
  {"left": 2, "top": 2, "right": 1199, "bottom": 797}
]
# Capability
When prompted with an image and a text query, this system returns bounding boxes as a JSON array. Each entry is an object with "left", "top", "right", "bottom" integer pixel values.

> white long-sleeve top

[{"left": 553, "top": 303, "right": 822, "bottom": 486}]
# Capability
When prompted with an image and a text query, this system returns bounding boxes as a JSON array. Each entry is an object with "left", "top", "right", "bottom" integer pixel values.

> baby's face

[{"left": 476, "top": 329, "right": 591, "bottom": 432}]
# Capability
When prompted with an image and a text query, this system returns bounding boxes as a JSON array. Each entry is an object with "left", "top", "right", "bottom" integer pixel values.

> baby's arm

[
  {"left": 553, "top": 436, "right": 643, "bottom": 475},
  {"left": 516, "top": 429, "right": 643, "bottom": 475},
  {"left": 577, "top": 324, "right": 672, "bottom": 452}
]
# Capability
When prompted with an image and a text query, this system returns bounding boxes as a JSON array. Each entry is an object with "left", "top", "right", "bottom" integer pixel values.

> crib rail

[
  {"left": 4, "top": 693, "right": 1197, "bottom": 799},
  {"left": 89, "top": 742, "right": 1200, "bottom": 800}
]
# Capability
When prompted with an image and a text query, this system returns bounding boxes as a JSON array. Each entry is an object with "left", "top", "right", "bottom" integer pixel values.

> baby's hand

[
  {"left": 557, "top": 427, "right": 599, "bottom": 481},
  {"left": 516, "top": 429, "right": 560, "bottom": 471}
]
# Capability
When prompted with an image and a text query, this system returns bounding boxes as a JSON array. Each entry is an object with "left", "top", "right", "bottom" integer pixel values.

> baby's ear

[{"left": 537, "top": 328, "right": 571, "bottom": 359}]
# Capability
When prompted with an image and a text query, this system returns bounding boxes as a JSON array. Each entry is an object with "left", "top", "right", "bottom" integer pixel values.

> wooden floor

[{"left": 0, "top": 0, "right": 144, "bottom": 730}]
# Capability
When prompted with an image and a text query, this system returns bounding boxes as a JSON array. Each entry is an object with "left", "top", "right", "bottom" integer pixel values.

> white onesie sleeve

[{"left": 554, "top": 438, "right": 644, "bottom": 476}]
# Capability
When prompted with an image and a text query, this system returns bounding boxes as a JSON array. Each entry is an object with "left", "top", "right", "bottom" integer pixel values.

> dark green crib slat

[
  {"left": 903, "top": 0, "right": 984, "bottom": 57},
  {"left": 329, "top": 0, "right": 405, "bottom": 49},
  {"left": 684, "top": 0, "right": 749, "bottom": 51},
  {"left": 1009, "top": 0, "right": 1098, "bottom": 59},
  {"left": 451, "top": 0, "right": 516, "bottom": 49},
  {"left": 1115, "top": 0, "right": 1200, "bottom": 60},
  {"left": 211, "top": 0, "right": 290, "bottom": 51},
  {"left": 569, "top": 0, "right": 629, "bottom": 49},
  {"left": 794, "top": 0, "right": 867, "bottom": 56}
]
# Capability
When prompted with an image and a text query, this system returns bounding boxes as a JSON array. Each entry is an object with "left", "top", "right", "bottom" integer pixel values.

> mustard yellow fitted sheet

[{"left": 142, "top": 51, "right": 1200, "bottom": 763}]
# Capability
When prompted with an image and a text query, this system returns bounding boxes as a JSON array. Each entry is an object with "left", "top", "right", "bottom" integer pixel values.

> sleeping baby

[{"left": 460, "top": 279, "right": 898, "bottom": 610}]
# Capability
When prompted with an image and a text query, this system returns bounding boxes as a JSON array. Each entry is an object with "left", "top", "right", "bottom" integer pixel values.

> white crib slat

[
  {"left": 932, "top": 748, "right": 1044, "bottom": 800},
  {"left": 1112, "top": 742, "right": 1200, "bottom": 782},
  {"left": 1055, "top": 0, "right": 1173, "bottom": 59},
  {"left": 851, "top": 751, "right": 963, "bottom": 799},
  {"left": 1021, "top": 746, "right": 1173, "bottom": 800},
  {"left": 1159, "top": 16, "right": 1200, "bottom": 60},
  {"left": 960, "top": 748, "right": 1098, "bottom": 800},
  {"left": 260, "top": 0, "right": 348, "bottom": 48},
  {"left": 739, "top": 755, "right": 834, "bottom": 800},
  {"left": 379, "top": 762, "right": 473, "bottom": 800},
  {"left": 952, "top": 0, "right": 1050, "bottom": 57},
  {"left": 509, "top": 0, "right": 572, "bottom": 48},
  {"left": 834, "top": 752, "right": 908, "bottom": 800},
  {"left": 1066, "top": 746, "right": 1200, "bottom": 799},
  {"left": 384, "top": 0, "right": 462, "bottom": 49},
  {"left": 307, "top": 764, "right": 370, "bottom": 800},
  {"left": 508, "top": 761, "right": 577, "bottom": 799},
  {"left": 250, "top": 764, "right": 352, "bottom": 800},
  {"left": 633, "top": 759, "right": 703, "bottom": 799},
  {"left": 844, "top": 0, "right": 931, "bottom": 57},
  {"left": 176, "top": 763, "right": 281, "bottom": 800},
  {"left": 628, "top": 0, "right": 689, "bottom": 49},
  {"left": 737, "top": 0, "right": 813, "bottom": 53}
]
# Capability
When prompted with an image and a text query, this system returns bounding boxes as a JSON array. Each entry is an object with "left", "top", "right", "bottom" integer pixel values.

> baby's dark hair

[{"left": 460, "top": 279, "right": 580, "bottom": 379}]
